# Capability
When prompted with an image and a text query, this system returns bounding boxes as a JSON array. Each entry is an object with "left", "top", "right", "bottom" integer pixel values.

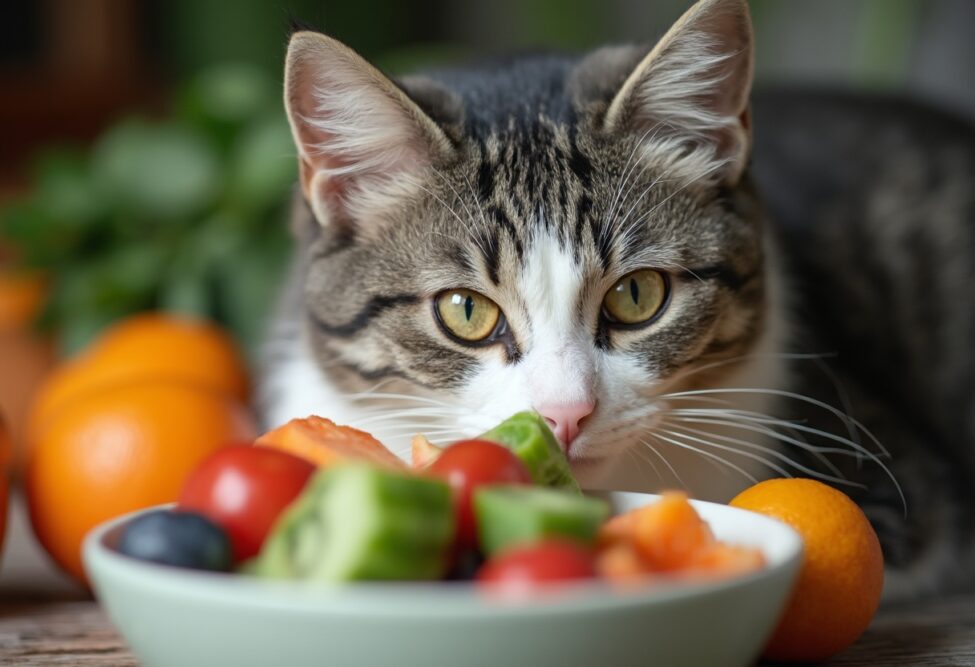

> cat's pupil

[
  {"left": 629, "top": 278, "right": 640, "bottom": 305},
  {"left": 464, "top": 295, "right": 475, "bottom": 321}
]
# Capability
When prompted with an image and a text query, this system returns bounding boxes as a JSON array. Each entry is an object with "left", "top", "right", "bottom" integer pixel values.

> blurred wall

[
  {"left": 443, "top": 0, "right": 975, "bottom": 118},
  {"left": 3, "top": 0, "right": 974, "bottom": 185}
]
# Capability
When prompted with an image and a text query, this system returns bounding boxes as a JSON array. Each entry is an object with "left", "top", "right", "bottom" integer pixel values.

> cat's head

[{"left": 281, "top": 0, "right": 780, "bottom": 487}]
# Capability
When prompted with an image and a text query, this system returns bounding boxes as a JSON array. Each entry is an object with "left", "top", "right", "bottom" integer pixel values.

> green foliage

[{"left": 0, "top": 64, "right": 296, "bottom": 359}]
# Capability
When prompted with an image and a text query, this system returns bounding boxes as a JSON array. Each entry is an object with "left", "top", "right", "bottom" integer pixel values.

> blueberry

[{"left": 117, "top": 510, "right": 233, "bottom": 572}]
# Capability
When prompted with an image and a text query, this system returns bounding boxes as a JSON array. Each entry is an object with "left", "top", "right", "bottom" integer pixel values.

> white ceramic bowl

[{"left": 84, "top": 492, "right": 801, "bottom": 667}]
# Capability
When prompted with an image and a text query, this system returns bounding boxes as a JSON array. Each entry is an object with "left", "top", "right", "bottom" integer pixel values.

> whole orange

[
  {"left": 730, "top": 478, "right": 884, "bottom": 662},
  {"left": 0, "top": 270, "right": 46, "bottom": 330},
  {"left": 26, "top": 382, "right": 256, "bottom": 582},
  {"left": 0, "top": 269, "right": 54, "bottom": 479},
  {"left": 0, "top": 414, "right": 10, "bottom": 556},
  {"left": 28, "top": 313, "right": 249, "bottom": 443}
]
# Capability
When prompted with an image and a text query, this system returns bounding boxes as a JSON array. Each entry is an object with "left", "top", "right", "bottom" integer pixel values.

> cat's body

[
  {"left": 752, "top": 90, "right": 975, "bottom": 598},
  {"left": 260, "top": 0, "right": 975, "bottom": 601}
]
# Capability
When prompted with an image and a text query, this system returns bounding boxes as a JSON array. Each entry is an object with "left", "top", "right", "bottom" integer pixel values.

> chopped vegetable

[
  {"left": 480, "top": 411, "right": 580, "bottom": 492},
  {"left": 256, "top": 416, "right": 404, "bottom": 469},
  {"left": 115, "top": 411, "right": 767, "bottom": 591},
  {"left": 474, "top": 485, "right": 609, "bottom": 556},
  {"left": 428, "top": 440, "right": 532, "bottom": 549},
  {"left": 178, "top": 445, "right": 315, "bottom": 561},
  {"left": 251, "top": 464, "right": 454, "bottom": 581},
  {"left": 477, "top": 539, "right": 597, "bottom": 593}
]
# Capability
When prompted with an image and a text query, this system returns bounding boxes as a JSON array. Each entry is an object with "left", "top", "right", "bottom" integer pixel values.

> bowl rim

[{"left": 83, "top": 491, "right": 803, "bottom": 619}]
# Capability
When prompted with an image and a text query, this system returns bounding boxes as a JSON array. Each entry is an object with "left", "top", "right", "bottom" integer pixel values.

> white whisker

[
  {"left": 627, "top": 444, "right": 663, "bottom": 485},
  {"left": 658, "top": 425, "right": 793, "bottom": 479},
  {"left": 649, "top": 431, "right": 759, "bottom": 484},
  {"left": 662, "top": 420, "right": 862, "bottom": 488},
  {"left": 344, "top": 392, "right": 457, "bottom": 408},
  {"left": 668, "top": 409, "right": 848, "bottom": 478},
  {"left": 639, "top": 437, "right": 686, "bottom": 488},
  {"left": 659, "top": 387, "right": 891, "bottom": 458}
]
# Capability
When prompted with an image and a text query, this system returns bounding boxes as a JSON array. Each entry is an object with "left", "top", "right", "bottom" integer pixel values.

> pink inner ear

[
  {"left": 285, "top": 38, "right": 452, "bottom": 225},
  {"left": 291, "top": 77, "right": 357, "bottom": 175}
]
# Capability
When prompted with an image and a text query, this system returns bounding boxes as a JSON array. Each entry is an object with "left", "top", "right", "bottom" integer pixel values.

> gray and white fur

[{"left": 260, "top": 0, "right": 975, "bottom": 601}]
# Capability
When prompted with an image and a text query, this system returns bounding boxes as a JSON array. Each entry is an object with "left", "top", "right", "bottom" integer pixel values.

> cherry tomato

[
  {"left": 178, "top": 445, "right": 315, "bottom": 562},
  {"left": 428, "top": 439, "right": 531, "bottom": 549},
  {"left": 477, "top": 540, "right": 597, "bottom": 593}
]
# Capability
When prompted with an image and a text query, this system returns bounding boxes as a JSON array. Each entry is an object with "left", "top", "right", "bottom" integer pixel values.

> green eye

[
  {"left": 602, "top": 269, "right": 668, "bottom": 325},
  {"left": 435, "top": 289, "right": 501, "bottom": 342}
]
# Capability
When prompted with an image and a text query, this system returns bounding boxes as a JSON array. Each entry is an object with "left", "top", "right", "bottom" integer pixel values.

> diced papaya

[
  {"left": 596, "top": 510, "right": 638, "bottom": 549},
  {"left": 595, "top": 542, "right": 651, "bottom": 584},
  {"left": 632, "top": 492, "right": 715, "bottom": 571},
  {"left": 687, "top": 543, "right": 765, "bottom": 578},
  {"left": 411, "top": 434, "right": 443, "bottom": 469},
  {"left": 256, "top": 416, "right": 405, "bottom": 469}
]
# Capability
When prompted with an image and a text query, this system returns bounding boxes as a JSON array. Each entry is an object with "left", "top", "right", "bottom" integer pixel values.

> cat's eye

[
  {"left": 602, "top": 269, "right": 668, "bottom": 325},
  {"left": 435, "top": 289, "right": 501, "bottom": 342}
]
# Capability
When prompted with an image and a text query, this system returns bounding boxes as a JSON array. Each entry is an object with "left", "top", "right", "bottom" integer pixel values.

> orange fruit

[
  {"left": 0, "top": 330, "right": 55, "bottom": 478},
  {"left": 730, "top": 478, "right": 884, "bottom": 662},
  {"left": 28, "top": 313, "right": 249, "bottom": 443},
  {"left": 0, "top": 269, "right": 54, "bottom": 478},
  {"left": 0, "top": 270, "right": 46, "bottom": 330},
  {"left": 0, "top": 414, "right": 10, "bottom": 556},
  {"left": 257, "top": 416, "right": 404, "bottom": 469},
  {"left": 26, "top": 382, "right": 256, "bottom": 582}
]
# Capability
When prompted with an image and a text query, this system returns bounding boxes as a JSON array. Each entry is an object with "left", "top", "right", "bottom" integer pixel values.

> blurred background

[
  {"left": 2, "top": 0, "right": 974, "bottom": 359},
  {"left": 1, "top": 0, "right": 974, "bottom": 599}
]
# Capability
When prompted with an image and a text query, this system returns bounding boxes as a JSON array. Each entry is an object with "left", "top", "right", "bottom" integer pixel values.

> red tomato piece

[
  {"left": 477, "top": 540, "right": 597, "bottom": 593},
  {"left": 428, "top": 439, "right": 531, "bottom": 549},
  {"left": 178, "top": 444, "right": 315, "bottom": 562}
]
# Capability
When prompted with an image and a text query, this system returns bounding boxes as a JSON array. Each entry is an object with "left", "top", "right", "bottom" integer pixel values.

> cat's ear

[
  {"left": 285, "top": 32, "right": 457, "bottom": 228},
  {"left": 602, "top": 0, "right": 754, "bottom": 185}
]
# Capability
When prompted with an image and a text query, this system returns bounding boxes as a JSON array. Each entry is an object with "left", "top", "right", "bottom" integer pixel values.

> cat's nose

[{"left": 536, "top": 401, "right": 595, "bottom": 451}]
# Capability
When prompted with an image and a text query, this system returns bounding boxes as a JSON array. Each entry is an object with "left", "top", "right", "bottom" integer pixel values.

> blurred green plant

[{"left": 1, "top": 64, "right": 296, "bottom": 359}]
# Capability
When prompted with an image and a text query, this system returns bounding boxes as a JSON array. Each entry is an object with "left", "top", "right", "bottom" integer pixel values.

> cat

[{"left": 259, "top": 0, "right": 975, "bottom": 602}]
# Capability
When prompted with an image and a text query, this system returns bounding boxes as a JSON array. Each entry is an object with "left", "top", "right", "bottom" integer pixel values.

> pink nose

[{"left": 536, "top": 402, "right": 595, "bottom": 451}]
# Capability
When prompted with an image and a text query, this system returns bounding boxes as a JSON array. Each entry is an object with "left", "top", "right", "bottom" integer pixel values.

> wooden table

[{"left": 1, "top": 595, "right": 973, "bottom": 666}]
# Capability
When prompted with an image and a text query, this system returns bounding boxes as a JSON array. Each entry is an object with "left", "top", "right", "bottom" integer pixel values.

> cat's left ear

[
  {"left": 285, "top": 32, "right": 457, "bottom": 229},
  {"left": 602, "top": 0, "right": 754, "bottom": 185}
]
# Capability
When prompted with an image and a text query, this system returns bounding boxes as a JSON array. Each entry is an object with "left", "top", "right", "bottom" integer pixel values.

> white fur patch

[
  {"left": 454, "top": 231, "right": 598, "bottom": 428},
  {"left": 263, "top": 224, "right": 790, "bottom": 504}
]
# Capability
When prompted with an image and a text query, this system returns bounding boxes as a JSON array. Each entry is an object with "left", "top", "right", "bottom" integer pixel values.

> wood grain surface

[{"left": 1, "top": 595, "right": 973, "bottom": 666}]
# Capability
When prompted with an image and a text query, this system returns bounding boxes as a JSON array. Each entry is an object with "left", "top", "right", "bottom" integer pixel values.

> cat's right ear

[{"left": 285, "top": 32, "right": 456, "bottom": 229}]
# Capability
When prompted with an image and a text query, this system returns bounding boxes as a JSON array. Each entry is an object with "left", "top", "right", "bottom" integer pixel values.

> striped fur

[{"left": 261, "top": 0, "right": 975, "bottom": 601}]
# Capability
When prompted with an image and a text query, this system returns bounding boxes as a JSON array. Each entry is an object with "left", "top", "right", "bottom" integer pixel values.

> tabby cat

[{"left": 260, "top": 0, "right": 975, "bottom": 601}]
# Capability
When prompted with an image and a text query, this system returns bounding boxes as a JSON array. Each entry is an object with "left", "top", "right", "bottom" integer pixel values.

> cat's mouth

[{"left": 566, "top": 454, "right": 614, "bottom": 487}]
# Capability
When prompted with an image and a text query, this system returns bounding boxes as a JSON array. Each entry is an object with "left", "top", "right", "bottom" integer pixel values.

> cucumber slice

[
  {"left": 252, "top": 463, "right": 454, "bottom": 581},
  {"left": 480, "top": 411, "right": 580, "bottom": 492},
  {"left": 474, "top": 485, "right": 610, "bottom": 555}
]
